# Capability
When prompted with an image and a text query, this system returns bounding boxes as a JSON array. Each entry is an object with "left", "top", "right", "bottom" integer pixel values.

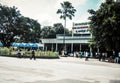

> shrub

[
  {"left": 39, "top": 51, "right": 59, "bottom": 58},
  {"left": 0, "top": 47, "right": 59, "bottom": 59},
  {"left": 0, "top": 47, "right": 10, "bottom": 56}
]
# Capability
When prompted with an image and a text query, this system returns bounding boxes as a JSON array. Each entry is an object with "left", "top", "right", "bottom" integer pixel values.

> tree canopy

[
  {"left": 88, "top": 0, "right": 120, "bottom": 51},
  {"left": 0, "top": 4, "right": 21, "bottom": 47},
  {"left": 0, "top": 4, "right": 41, "bottom": 47},
  {"left": 57, "top": 1, "right": 76, "bottom": 20},
  {"left": 41, "top": 23, "right": 69, "bottom": 38},
  {"left": 0, "top": 3, "right": 73, "bottom": 47},
  {"left": 18, "top": 16, "right": 41, "bottom": 43}
]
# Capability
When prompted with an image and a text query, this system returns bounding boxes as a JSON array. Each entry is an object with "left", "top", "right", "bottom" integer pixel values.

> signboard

[
  {"left": 73, "top": 27, "right": 90, "bottom": 34},
  {"left": 72, "top": 22, "right": 90, "bottom": 34},
  {"left": 73, "top": 22, "right": 89, "bottom": 27}
]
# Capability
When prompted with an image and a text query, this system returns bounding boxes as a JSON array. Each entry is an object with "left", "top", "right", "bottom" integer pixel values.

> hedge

[{"left": 0, "top": 47, "right": 59, "bottom": 59}]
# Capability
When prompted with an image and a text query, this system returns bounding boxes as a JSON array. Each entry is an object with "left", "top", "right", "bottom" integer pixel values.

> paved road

[{"left": 0, "top": 56, "right": 120, "bottom": 83}]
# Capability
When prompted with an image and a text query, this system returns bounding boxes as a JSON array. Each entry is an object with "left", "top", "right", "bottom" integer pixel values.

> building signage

[
  {"left": 73, "top": 22, "right": 89, "bottom": 27},
  {"left": 72, "top": 22, "right": 90, "bottom": 34}
]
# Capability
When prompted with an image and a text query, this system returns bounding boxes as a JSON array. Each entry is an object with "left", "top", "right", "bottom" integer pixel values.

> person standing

[
  {"left": 102, "top": 52, "right": 106, "bottom": 61},
  {"left": 61, "top": 50, "right": 65, "bottom": 56},
  {"left": 80, "top": 51, "right": 83, "bottom": 58},
  {"left": 85, "top": 51, "right": 89, "bottom": 61},
  {"left": 99, "top": 52, "right": 102, "bottom": 61},
  {"left": 30, "top": 50, "right": 36, "bottom": 60},
  {"left": 114, "top": 50, "right": 119, "bottom": 63}
]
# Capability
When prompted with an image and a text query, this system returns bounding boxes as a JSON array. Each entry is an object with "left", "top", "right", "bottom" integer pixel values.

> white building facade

[{"left": 41, "top": 22, "right": 92, "bottom": 53}]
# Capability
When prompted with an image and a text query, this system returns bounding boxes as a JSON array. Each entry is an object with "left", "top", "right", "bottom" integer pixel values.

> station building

[{"left": 41, "top": 22, "right": 92, "bottom": 53}]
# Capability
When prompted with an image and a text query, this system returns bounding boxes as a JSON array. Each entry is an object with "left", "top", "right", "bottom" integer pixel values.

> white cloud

[{"left": 0, "top": 0, "right": 96, "bottom": 30}]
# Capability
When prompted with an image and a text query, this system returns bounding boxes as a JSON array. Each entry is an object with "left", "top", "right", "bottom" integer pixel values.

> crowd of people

[
  {"left": 16, "top": 48, "right": 120, "bottom": 63},
  {"left": 61, "top": 50, "right": 120, "bottom": 64},
  {"left": 96, "top": 50, "right": 120, "bottom": 63}
]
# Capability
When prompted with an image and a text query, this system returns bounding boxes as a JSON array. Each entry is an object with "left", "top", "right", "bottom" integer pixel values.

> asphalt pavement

[{"left": 0, "top": 56, "right": 120, "bottom": 83}]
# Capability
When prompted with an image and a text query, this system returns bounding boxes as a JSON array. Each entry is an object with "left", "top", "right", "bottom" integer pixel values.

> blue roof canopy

[{"left": 11, "top": 43, "right": 44, "bottom": 47}]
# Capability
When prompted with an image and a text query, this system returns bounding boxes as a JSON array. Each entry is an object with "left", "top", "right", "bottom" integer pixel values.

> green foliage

[
  {"left": 12, "top": 50, "right": 59, "bottom": 59},
  {"left": 39, "top": 51, "right": 59, "bottom": 58},
  {"left": 57, "top": 1, "right": 76, "bottom": 30},
  {"left": 41, "top": 26, "right": 55, "bottom": 38},
  {"left": 53, "top": 23, "right": 64, "bottom": 34},
  {"left": 18, "top": 16, "right": 41, "bottom": 43},
  {"left": 41, "top": 23, "right": 70, "bottom": 38},
  {"left": 0, "top": 47, "right": 10, "bottom": 56},
  {"left": 0, "top": 4, "right": 41, "bottom": 45},
  {"left": 57, "top": 1, "right": 76, "bottom": 20},
  {"left": 0, "top": 47, "right": 59, "bottom": 58},
  {"left": 88, "top": 0, "right": 120, "bottom": 51},
  {"left": 0, "top": 4, "right": 21, "bottom": 47}
]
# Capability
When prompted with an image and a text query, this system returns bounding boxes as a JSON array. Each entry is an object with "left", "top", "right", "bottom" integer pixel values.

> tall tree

[
  {"left": 53, "top": 23, "right": 64, "bottom": 34},
  {"left": 0, "top": 4, "right": 41, "bottom": 47},
  {"left": 41, "top": 23, "right": 70, "bottom": 38},
  {"left": 53, "top": 23, "right": 69, "bottom": 35},
  {"left": 41, "top": 26, "right": 55, "bottom": 38},
  {"left": 19, "top": 17, "right": 41, "bottom": 43},
  {"left": 57, "top": 1, "right": 76, "bottom": 49},
  {"left": 88, "top": 0, "right": 120, "bottom": 51},
  {"left": 0, "top": 4, "right": 21, "bottom": 47}
]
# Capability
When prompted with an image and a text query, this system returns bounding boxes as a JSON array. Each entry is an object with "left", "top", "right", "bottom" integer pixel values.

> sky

[{"left": 0, "top": 0, "right": 105, "bottom": 30}]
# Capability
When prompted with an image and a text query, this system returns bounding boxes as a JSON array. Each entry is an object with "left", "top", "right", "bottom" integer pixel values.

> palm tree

[{"left": 57, "top": 1, "right": 76, "bottom": 50}]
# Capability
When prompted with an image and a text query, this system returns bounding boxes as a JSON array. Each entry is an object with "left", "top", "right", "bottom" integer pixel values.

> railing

[{"left": 57, "top": 36, "right": 91, "bottom": 39}]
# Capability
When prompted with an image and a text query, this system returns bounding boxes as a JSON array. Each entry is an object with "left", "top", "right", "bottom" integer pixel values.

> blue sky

[
  {"left": 0, "top": 0, "right": 105, "bottom": 29},
  {"left": 74, "top": 0, "right": 104, "bottom": 24}
]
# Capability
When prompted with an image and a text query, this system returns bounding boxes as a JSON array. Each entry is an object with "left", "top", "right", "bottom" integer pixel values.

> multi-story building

[{"left": 41, "top": 22, "right": 92, "bottom": 53}]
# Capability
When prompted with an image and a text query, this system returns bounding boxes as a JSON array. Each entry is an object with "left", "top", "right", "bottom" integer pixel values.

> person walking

[
  {"left": 85, "top": 51, "right": 89, "bottom": 61},
  {"left": 30, "top": 50, "right": 36, "bottom": 60},
  {"left": 17, "top": 49, "right": 21, "bottom": 58}
]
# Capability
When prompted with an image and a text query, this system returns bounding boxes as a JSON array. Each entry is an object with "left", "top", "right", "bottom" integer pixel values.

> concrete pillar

[
  {"left": 56, "top": 43, "right": 58, "bottom": 51},
  {"left": 90, "top": 47, "right": 92, "bottom": 52},
  {"left": 43, "top": 43, "right": 45, "bottom": 51},
  {"left": 71, "top": 43, "right": 73, "bottom": 52},
  {"left": 65, "top": 44, "right": 67, "bottom": 51},
  {"left": 90, "top": 47, "right": 92, "bottom": 57},
  {"left": 46, "top": 46, "right": 47, "bottom": 51},
  {"left": 80, "top": 44, "right": 81, "bottom": 51},
  {"left": 51, "top": 43, "right": 53, "bottom": 51}
]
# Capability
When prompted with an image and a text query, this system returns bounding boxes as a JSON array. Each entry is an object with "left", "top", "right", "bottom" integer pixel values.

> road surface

[{"left": 0, "top": 56, "right": 120, "bottom": 83}]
